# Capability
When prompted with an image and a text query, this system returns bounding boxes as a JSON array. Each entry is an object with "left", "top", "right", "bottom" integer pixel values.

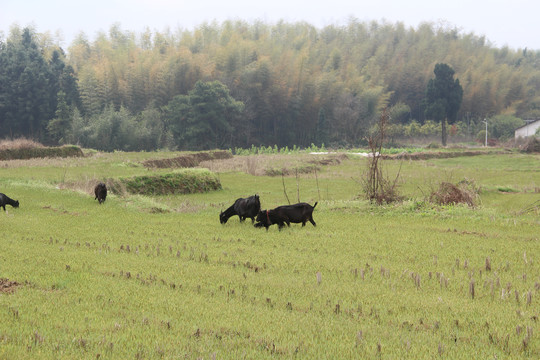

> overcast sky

[{"left": 1, "top": 0, "right": 538, "bottom": 50}]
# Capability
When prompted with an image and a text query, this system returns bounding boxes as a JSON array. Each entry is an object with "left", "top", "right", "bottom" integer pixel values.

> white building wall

[{"left": 515, "top": 120, "right": 540, "bottom": 138}]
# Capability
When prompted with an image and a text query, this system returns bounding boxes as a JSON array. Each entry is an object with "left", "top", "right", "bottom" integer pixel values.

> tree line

[{"left": 1, "top": 20, "right": 539, "bottom": 150}]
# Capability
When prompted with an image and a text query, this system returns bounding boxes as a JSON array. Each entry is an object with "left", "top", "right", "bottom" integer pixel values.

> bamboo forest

[{"left": 1, "top": 19, "right": 539, "bottom": 150}]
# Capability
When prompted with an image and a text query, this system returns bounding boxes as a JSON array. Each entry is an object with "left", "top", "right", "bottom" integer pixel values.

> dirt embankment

[
  {"left": 142, "top": 151, "right": 233, "bottom": 169},
  {"left": 0, "top": 145, "right": 84, "bottom": 160}
]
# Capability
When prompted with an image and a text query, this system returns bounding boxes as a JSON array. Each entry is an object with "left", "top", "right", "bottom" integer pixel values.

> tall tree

[
  {"left": 46, "top": 91, "right": 71, "bottom": 143},
  {"left": 164, "top": 80, "right": 244, "bottom": 149},
  {"left": 0, "top": 28, "right": 53, "bottom": 139},
  {"left": 424, "top": 63, "right": 463, "bottom": 146}
]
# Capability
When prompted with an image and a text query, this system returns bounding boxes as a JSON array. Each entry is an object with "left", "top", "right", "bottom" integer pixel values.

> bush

[{"left": 489, "top": 115, "right": 524, "bottom": 140}]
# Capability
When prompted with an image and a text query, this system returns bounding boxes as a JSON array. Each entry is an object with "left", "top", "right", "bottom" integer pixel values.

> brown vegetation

[
  {"left": 0, "top": 138, "right": 83, "bottom": 160},
  {"left": 522, "top": 138, "right": 540, "bottom": 153},
  {"left": 142, "top": 151, "right": 233, "bottom": 169},
  {"left": 0, "top": 138, "right": 44, "bottom": 150},
  {"left": 199, "top": 154, "right": 346, "bottom": 176},
  {"left": 429, "top": 180, "right": 480, "bottom": 207},
  {"left": 0, "top": 278, "right": 20, "bottom": 294}
]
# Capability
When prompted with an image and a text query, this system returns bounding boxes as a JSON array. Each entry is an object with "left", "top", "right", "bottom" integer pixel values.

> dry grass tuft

[
  {"left": 429, "top": 179, "right": 480, "bottom": 207},
  {"left": 0, "top": 138, "right": 44, "bottom": 150}
]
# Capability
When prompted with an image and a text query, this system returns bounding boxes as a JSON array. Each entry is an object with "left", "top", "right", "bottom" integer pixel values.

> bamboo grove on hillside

[{"left": 1, "top": 20, "right": 539, "bottom": 150}]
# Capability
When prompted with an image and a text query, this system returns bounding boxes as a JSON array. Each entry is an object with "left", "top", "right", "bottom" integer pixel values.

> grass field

[{"left": 1, "top": 150, "right": 539, "bottom": 359}]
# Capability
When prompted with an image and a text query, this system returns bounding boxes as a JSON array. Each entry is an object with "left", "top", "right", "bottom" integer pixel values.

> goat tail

[{"left": 313, "top": 202, "right": 318, "bottom": 209}]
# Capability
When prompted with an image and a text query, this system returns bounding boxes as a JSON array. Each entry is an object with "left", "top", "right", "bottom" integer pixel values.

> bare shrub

[{"left": 362, "top": 109, "right": 403, "bottom": 204}]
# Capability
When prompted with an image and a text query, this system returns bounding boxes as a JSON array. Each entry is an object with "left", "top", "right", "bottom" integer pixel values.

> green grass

[{"left": 0, "top": 150, "right": 539, "bottom": 359}]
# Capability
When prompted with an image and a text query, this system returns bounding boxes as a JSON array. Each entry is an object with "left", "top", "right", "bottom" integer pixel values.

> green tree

[
  {"left": 163, "top": 94, "right": 191, "bottom": 147},
  {"left": 67, "top": 108, "right": 88, "bottom": 146},
  {"left": 424, "top": 63, "right": 463, "bottom": 146},
  {"left": 165, "top": 80, "right": 244, "bottom": 149},
  {"left": 137, "top": 106, "right": 168, "bottom": 150},
  {"left": 388, "top": 102, "right": 411, "bottom": 125},
  {"left": 86, "top": 105, "right": 137, "bottom": 151},
  {"left": 0, "top": 27, "right": 53, "bottom": 139},
  {"left": 47, "top": 91, "right": 71, "bottom": 144},
  {"left": 489, "top": 115, "right": 524, "bottom": 140}
]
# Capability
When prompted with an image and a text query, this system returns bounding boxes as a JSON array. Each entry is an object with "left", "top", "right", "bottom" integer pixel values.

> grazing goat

[
  {"left": 255, "top": 202, "right": 317, "bottom": 231},
  {"left": 220, "top": 194, "right": 261, "bottom": 224},
  {"left": 94, "top": 182, "right": 107, "bottom": 204},
  {"left": 0, "top": 193, "right": 19, "bottom": 212}
]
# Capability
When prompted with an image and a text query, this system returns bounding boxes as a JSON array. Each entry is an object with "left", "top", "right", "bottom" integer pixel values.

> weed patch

[
  {"left": 108, "top": 169, "right": 222, "bottom": 195},
  {"left": 264, "top": 164, "right": 319, "bottom": 176},
  {"left": 385, "top": 150, "right": 507, "bottom": 160},
  {"left": 496, "top": 186, "right": 520, "bottom": 193}
]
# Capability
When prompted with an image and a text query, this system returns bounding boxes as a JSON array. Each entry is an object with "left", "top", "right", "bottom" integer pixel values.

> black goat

[
  {"left": 220, "top": 194, "right": 261, "bottom": 224},
  {"left": 94, "top": 182, "right": 107, "bottom": 204},
  {"left": 0, "top": 193, "right": 19, "bottom": 212},
  {"left": 255, "top": 202, "right": 317, "bottom": 230}
]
